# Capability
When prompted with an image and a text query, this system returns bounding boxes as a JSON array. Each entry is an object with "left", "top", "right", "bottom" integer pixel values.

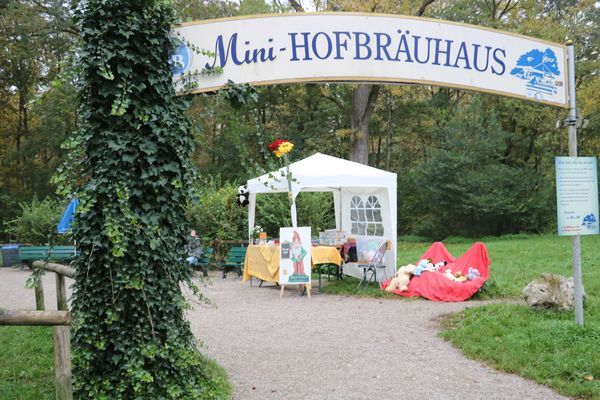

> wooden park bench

[
  {"left": 218, "top": 246, "right": 246, "bottom": 278},
  {"left": 19, "top": 246, "right": 77, "bottom": 268}
]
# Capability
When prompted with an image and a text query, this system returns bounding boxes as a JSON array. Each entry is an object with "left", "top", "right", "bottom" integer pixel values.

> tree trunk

[
  {"left": 54, "top": 325, "right": 72, "bottom": 400},
  {"left": 284, "top": 0, "right": 436, "bottom": 165},
  {"left": 347, "top": 0, "right": 436, "bottom": 164},
  {"left": 386, "top": 103, "right": 392, "bottom": 170},
  {"left": 349, "top": 84, "right": 380, "bottom": 164},
  {"left": 35, "top": 279, "right": 45, "bottom": 311},
  {"left": 376, "top": 135, "right": 382, "bottom": 167}
]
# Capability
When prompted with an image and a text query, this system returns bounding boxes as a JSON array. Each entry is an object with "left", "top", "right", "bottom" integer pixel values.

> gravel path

[{"left": 1, "top": 268, "right": 568, "bottom": 400}]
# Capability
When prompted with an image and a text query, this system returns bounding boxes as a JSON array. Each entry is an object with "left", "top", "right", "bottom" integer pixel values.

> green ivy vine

[{"left": 64, "top": 1, "right": 223, "bottom": 398}]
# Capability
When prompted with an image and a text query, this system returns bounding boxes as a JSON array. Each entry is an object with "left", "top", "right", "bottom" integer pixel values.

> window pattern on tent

[{"left": 350, "top": 195, "right": 384, "bottom": 236}]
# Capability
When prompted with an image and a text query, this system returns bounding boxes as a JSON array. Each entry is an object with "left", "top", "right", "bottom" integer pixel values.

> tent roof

[{"left": 247, "top": 153, "right": 396, "bottom": 194}]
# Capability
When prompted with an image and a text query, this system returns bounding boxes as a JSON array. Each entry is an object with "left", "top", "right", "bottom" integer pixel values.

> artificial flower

[
  {"left": 269, "top": 139, "right": 294, "bottom": 158},
  {"left": 268, "top": 139, "right": 286, "bottom": 152},
  {"left": 275, "top": 141, "right": 294, "bottom": 157},
  {"left": 267, "top": 138, "right": 295, "bottom": 207}
]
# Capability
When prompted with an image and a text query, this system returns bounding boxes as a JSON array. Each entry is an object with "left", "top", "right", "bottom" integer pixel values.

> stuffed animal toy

[
  {"left": 432, "top": 261, "right": 447, "bottom": 272},
  {"left": 385, "top": 263, "right": 417, "bottom": 292},
  {"left": 444, "top": 269, "right": 467, "bottom": 282},
  {"left": 413, "top": 259, "right": 447, "bottom": 276},
  {"left": 466, "top": 267, "right": 481, "bottom": 281},
  {"left": 455, "top": 272, "right": 467, "bottom": 282},
  {"left": 413, "top": 259, "right": 432, "bottom": 276},
  {"left": 444, "top": 269, "right": 459, "bottom": 282},
  {"left": 237, "top": 185, "right": 249, "bottom": 206}
]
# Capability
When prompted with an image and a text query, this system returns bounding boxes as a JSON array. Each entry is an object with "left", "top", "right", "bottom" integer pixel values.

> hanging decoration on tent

[
  {"left": 268, "top": 139, "right": 295, "bottom": 208},
  {"left": 237, "top": 184, "right": 250, "bottom": 206}
]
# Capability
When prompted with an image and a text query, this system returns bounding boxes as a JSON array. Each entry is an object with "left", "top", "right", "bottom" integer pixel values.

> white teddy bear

[{"left": 385, "top": 263, "right": 417, "bottom": 292}]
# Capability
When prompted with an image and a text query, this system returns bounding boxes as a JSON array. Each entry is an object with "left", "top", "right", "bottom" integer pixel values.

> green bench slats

[
  {"left": 194, "top": 247, "right": 214, "bottom": 277},
  {"left": 219, "top": 246, "right": 246, "bottom": 278},
  {"left": 19, "top": 246, "right": 77, "bottom": 264},
  {"left": 198, "top": 248, "right": 214, "bottom": 266}
]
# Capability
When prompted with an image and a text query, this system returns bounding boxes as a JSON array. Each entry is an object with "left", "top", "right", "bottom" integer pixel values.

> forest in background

[{"left": 1, "top": 0, "right": 599, "bottom": 242}]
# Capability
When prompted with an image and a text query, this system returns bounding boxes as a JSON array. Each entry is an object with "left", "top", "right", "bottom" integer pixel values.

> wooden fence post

[
  {"left": 34, "top": 279, "right": 45, "bottom": 311},
  {"left": 56, "top": 274, "right": 67, "bottom": 311},
  {"left": 55, "top": 272, "right": 71, "bottom": 400},
  {"left": 0, "top": 310, "right": 70, "bottom": 326},
  {"left": 54, "top": 325, "right": 72, "bottom": 400},
  {"left": 7, "top": 262, "right": 74, "bottom": 400},
  {"left": 34, "top": 261, "right": 75, "bottom": 279}
]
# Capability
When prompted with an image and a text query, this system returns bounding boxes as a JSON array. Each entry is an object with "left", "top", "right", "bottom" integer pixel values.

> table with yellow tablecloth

[{"left": 243, "top": 245, "right": 343, "bottom": 284}]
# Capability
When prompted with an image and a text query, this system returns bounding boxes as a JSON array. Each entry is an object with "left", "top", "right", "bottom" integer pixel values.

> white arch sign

[{"left": 172, "top": 13, "right": 568, "bottom": 107}]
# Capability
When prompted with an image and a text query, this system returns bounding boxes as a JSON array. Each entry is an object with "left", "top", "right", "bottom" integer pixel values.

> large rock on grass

[{"left": 523, "top": 273, "right": 586, "bottom": 311}]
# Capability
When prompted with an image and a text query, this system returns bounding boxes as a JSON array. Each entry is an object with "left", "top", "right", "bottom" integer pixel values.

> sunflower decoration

[
  {"left": 268, "top": 138, "right": 295, "bottom": 207},
  {"left": 268, "top": 139, "right": 294, "bottom": 158}
]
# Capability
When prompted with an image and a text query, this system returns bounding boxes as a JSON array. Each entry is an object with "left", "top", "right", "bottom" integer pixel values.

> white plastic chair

[{"left": 356, "top": 240, "right": 390, "bottom": 289}]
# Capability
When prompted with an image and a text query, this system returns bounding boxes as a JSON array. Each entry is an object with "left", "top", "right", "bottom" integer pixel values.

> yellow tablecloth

[
  {"left": 311, "top": 246, "right": 343, "bottom": 266},
  {"left": 243, "top": 245, "right": 280, "bottom": 283},
  {"left": 243, "top": 245, "right": 343, "bottom": 283}
]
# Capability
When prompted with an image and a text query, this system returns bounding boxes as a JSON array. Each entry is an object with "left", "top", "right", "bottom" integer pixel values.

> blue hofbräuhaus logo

[
  {"left": 582, "top": 213, "right": 597, "bottom": 229},
  {"left": 170, "top": 42, "right": 191, "bottom": 76},
  {"left": 510, "top": 48, "right": 560, "bottom": 100}
]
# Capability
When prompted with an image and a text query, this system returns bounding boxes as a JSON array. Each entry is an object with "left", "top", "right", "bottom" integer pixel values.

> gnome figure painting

[{"left": 279, "top": 227, "right": 312, "bottom": 284}]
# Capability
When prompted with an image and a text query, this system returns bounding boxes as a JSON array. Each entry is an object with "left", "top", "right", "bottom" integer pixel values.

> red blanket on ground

[{"left": 382, "top": 242, "right": 491, "bottom": 302}]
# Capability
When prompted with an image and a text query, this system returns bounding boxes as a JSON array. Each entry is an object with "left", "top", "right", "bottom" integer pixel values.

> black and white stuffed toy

[{"left": 237, "top": 184, "right": 249, "bottom": 206}]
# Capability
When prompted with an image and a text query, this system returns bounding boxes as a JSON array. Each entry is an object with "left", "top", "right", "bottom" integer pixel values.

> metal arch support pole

[{"left": 566, "top": 41, "right": 584, "bottom": 326}]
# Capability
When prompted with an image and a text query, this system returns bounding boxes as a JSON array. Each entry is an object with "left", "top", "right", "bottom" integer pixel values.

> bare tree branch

[
  {"left": 288, "top": 0, "right": 305, "bottom": 12},
  {"left": 499, "top": 0, "right": 518, "bottom": 19},
  {"left": 322, "top": 94, "right": 345, "bottom": 112},
  {"left": 416, "top": 0, "right": 436, "bottom": 16},
  {"left": 273, "top": 0, "right": 284, "bottom": 12},
  {"left": 29, "top": 0, "right": 79, "bottom": 35}
]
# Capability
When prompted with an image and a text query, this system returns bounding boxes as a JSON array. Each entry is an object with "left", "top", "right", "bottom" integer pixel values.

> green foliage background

[
  {"left": 400, "top": 96, "right": 555, "bottom": 238},
  {"left": 6, "top": 197, "right": 68, "bottom": 244},
  {"left": 186, "top": 177, "right": 335, "bottom": 242},
  {"left": 0, "top": 0, "right": 599, "bottom": 242}
]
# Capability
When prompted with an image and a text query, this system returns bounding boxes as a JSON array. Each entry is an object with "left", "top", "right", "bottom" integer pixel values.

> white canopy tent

[{"left": 246, "top": 153, "right": 397, "bottom": 280}]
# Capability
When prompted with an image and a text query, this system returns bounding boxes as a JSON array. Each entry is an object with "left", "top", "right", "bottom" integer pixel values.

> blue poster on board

[{"left": 555, "top": 157, "right": 599, "bottom": 236}]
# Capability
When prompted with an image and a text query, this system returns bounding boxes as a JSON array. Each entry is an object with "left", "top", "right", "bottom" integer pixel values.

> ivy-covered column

[{"left": 69, "top": 1, "right": 209, "bottom": 398}]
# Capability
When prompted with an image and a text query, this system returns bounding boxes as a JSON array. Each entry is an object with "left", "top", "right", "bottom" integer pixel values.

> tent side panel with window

[{"left": 246, "top": 153, "right": 397, "bottom": 280}]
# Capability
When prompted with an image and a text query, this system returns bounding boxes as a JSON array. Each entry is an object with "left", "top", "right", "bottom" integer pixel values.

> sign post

[{"left": 561, "top": 41, "right": 598, "bottom": 326}]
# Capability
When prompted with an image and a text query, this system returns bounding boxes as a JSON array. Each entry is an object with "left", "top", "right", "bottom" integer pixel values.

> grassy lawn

[
  {"left": 324, "top": 233, "right": 599, "bottom": 300},
  {"left": 440, "top": 303, "right": 600, "bottom": 399},
  {"left": 318, "top": 276, "right": 400, "bottom": 298},
  {"left": 438, "top": 234, "right": 600, "bottom": 399},
  {"left": 0, "top": 326, "right": 54, "bottom": 400},
  {"left": 0, "top": 325, "right": 232, "bottom": 399},
  {"left": 323, "top": 234, "right": 600, "bottom": 398}
]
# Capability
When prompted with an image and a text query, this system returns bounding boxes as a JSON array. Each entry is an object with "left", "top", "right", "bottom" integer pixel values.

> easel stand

[{"left": 280, "top": 283, "right": 311, "bottom": 299}]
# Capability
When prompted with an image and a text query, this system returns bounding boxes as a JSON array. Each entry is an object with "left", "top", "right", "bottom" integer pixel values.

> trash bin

[{"left": 1, "top": 244, "right": 20, "bottom": 267}]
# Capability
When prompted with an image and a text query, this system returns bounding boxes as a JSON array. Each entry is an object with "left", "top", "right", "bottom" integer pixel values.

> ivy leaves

[
  {"left": 223, "top": 79, "right": 259, "bottom": 109},
  {"left": 68, "top": 1, "right": 223, "bottom": 398}
]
